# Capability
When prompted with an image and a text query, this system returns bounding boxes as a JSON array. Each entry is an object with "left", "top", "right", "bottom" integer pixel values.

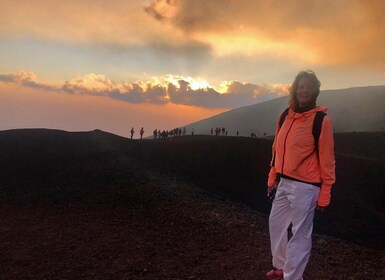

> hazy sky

[{"left": 1, "top": 0, "right": 384, "bottom": 137}]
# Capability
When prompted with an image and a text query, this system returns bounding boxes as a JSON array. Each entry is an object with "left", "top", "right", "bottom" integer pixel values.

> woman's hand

[{"left": 267, "top": 181, "right": 278, "bottom": 199}]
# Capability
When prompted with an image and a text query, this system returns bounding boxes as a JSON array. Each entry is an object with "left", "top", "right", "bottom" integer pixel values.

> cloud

[
  {"left": 145, "top": 0, "right": 385, "bottom": 67},
  {"left": 0, "top": 70, "right": 37, "bottom": 83},
  {"left": 0, "top": 0, "right": 213, "bottom": 75},
  {"left": 3, "top": 0, "right": 384, "bottom": 76},
  {"left": 0, "top": 70, "right": 56, "bottom": 91},
  {"left": 0, "top": 0, "right": 207, "bottom": 53},
  {"left": 62, "top": 74, "right": 114, "bottom": 96},
  {"left": 1, "top": 71, "right": 289, "bottom": 109}
]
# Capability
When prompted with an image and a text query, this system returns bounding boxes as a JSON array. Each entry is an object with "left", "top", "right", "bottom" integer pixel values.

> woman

[{"left": 266, "top": 70, "right": 335, "bottom": 280}]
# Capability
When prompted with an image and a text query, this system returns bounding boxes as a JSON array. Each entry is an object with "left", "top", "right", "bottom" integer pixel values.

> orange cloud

[
  {"left": 1, "top": 71, "right": 289, "bottom": 108},
  {"left": 0, "top": 0, "right": 177, "bottom": 46},
  {"left": 3, "top": 0, "right": 383, "bottom": 73},
  {"left": 0, "top": 70, "right": 56, "bottom": 91},
  {"left": 146, "top": 0, "right": 385, "bottom": 67}
]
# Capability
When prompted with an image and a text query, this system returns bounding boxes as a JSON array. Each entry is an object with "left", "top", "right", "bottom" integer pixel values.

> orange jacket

[{"left": 268, "top": 107, "right": 336, "bottom": 207}]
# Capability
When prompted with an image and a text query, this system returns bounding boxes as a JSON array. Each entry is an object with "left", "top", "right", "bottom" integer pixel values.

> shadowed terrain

[{"left": 0, "top": 129, "right": 384, "bottom": 279}]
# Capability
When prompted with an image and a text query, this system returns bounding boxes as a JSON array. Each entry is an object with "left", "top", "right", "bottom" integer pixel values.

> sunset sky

[{"left": 1, "top": 0, "right": 384, "bottom": 137}]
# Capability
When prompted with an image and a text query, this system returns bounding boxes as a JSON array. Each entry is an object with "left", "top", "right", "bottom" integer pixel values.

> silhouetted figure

[
  {"left": 140, "top": 127, "right": 144, "bottom": 139},
  {"left": 161, "top": 130, "right": 167, "bottom": 140},
  {"left": 222, "top": 127, "right": 225, "bottom": 136},
  {"left": 183, "top": 127, "right": 186, "bottom": 136},
  {"left": 225, "top": 130, "right": 228, "bottom": 136},
  {"left": 153, "top": 129, "right": 158, "bottom": 139},
  {"left": 130, "top": 127, "right": 135, "bottom": 139},
  {"left": 237, "top": 131, "right": 239, "bottom": 136}
]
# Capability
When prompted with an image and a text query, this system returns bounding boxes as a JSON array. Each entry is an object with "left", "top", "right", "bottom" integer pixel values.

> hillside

[
  {"left": 183, "top": 85, "right": 385, "bottom": 136},
  {"left": 0, "top": 129, "right": 384, "bottom": 279}
]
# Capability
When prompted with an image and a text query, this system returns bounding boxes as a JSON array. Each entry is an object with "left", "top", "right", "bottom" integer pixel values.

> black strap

[
  {"left": 272, "top": 108, "right": 289, "bottom": 167},
  {"left": 279, "top": 107, "right": 290, "bottom": 129},
  {"left": 313, "top": 111, "right": 326, "bottom": 155}
]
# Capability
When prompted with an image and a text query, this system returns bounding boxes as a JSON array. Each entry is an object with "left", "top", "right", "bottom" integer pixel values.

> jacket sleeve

[
  {"left": 317, "top": 116, "right": 336, "bottom": 207},
  {"left": 267, "top": 114, "right": 282, "bottom": 187}
]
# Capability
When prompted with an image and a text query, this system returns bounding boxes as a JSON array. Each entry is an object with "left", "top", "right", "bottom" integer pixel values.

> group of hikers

[
  {"left": 129, "top": 127, "right": 190, "bottom": 140},
  {"left": 152, "top": 127, "right": 187, "bottom": 140},
  {"left": 129, "top": 125, "right": 269, "bottom": 140}
]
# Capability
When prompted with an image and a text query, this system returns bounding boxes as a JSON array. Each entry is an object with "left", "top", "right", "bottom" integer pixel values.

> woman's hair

[{"left": 289, "top": 70, "right": 321, "bottom": 110}]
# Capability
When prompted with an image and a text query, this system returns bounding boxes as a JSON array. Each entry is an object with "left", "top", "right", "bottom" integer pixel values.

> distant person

[
  {"left": 237, "top": 131, "right": 239, "bottom": 136},
  {"left": 266, "top": 70, "right": 335, "bottom": 280},
  {"left": 211, "top": 128, "right": 214, "bottom": 135},
  {"left": 153, "top": 129, "right": 158, "bottom": 139},
  {"left": 130, "top": 127, "right": 135, "bottom": 139},
  {"left": 183, "top": 127, "right": 186, "bottom": 136},
  {"left": 161, "top": 130, "right": 167, "bottom": 140},
  {"left": 140, "top": 127, "right": 144, "bottom": 139}
]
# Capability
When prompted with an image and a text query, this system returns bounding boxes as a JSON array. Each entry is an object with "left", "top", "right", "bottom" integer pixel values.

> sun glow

[
  {"left": 163, "top": 74, "right": 213, "bottom": 90},
  {"left": 199, "top": 31, "right": 318, "bottom": 63}
]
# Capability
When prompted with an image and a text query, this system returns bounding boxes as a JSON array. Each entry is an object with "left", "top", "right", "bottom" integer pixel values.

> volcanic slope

[{"left": 0, "top": 129, "right": 384, "bottom": 279}]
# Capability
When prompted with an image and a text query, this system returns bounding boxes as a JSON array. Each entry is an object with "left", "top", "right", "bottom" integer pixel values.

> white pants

[{"left": 269, "top": 178, "right": 320, "bottom": 280}]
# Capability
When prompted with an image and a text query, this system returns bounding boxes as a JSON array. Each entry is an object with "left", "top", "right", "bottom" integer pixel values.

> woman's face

[{"left": 296, "top": 78, "right": 314, "bottom": 108}]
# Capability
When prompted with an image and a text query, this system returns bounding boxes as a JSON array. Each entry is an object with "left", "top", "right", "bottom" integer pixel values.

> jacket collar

[{"left": 288, "top": 106, "right": 328, "bottom": 119}]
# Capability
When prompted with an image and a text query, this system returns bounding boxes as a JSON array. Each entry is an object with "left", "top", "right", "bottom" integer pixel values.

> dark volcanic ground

[{"left": 0, "top": 129, "right": 384, "bottom": 279}]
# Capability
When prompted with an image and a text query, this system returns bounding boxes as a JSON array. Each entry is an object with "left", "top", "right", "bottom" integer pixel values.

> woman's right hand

[{"left": 267, "top": 181, "right": 278, "bottom": 199}]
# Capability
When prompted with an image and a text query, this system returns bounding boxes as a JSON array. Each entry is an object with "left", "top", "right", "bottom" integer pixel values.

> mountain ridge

[{"left": 183, "top": 85, "right": 385, "bottom": 136}]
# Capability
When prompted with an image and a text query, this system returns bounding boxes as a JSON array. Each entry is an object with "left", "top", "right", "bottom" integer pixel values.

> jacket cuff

[{"left": 318, "top": 184, "right": 332, "bottom": 207}]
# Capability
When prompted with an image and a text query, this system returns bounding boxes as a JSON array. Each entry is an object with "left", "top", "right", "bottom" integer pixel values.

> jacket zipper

[{"left": 281, "top": 115, "right": 296, "bottom": 174}]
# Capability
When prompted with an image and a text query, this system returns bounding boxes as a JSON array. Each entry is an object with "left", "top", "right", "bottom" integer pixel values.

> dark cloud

[
  {"left": 144, "top": 0, "right": 179, "bottom": 21},
  {"left": 112, "top": 82, "right": 169, "bottom": 105},
  {"left": 145, "top": 0, "right": 336, "bottom": 35}
]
